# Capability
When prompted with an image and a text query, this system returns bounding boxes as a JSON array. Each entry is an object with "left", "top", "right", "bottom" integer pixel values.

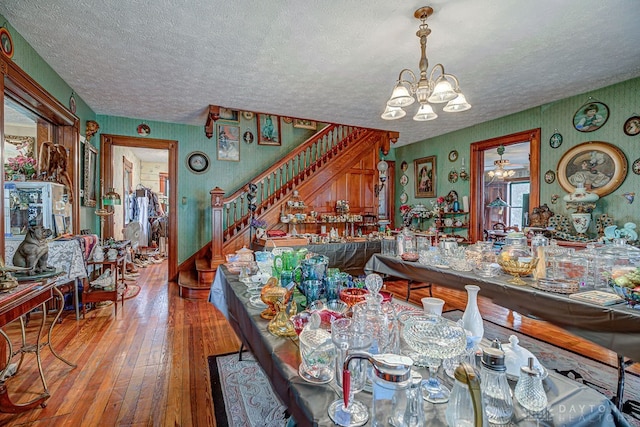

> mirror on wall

[{"left": 469, "top": 129, "right": 540, "bottom": 242}]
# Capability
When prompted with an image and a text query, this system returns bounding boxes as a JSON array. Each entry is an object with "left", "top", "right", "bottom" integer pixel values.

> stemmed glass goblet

[{"left": 402, "top": 315, "right": 466, "bottom": 403}]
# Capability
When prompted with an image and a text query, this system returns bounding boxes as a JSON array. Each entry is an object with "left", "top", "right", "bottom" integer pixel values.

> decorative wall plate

[
  {"left": 400, "top": 161, "right": 408, "bottom": 172},
  {"left": 400, "top": 174, "right": 409, "bottom": 187},
  {"left": 282, "top": 117, "right": 293, "bottom": 124},
  {"left": 633, "top": 158, "right": 640, "bottom": 175},
  {"left": 400, "top": 192, "right": 408, "bottom": 204},
  {"left": 624, "top": 116, "right": 640, "bottom": 136},
  {"left": 544, "top": 170, "right": 556, "bottom": 184},
  {"left": 68, "top": 93, "right": 77, "bottom": 114},
  {"left": 0, "top": 27, "right": 14, "bottom": 59},
  {"left": 549, "top": 132, "right": 563, "bottom": 148},
  {"left": 448, "top": 150, "right": 458, "bottom": 162},
  {"left": 448, "top": 169, "right": 459, "bottom": 183},
  {"left": 242, "top": 111, "right": 254, "bottom": 120},
  {"left": 186, "top": 151, "right": 210, "bottom": 174},
  {"left": 137, "top": 123, "right": 151, "bottom": 136}
]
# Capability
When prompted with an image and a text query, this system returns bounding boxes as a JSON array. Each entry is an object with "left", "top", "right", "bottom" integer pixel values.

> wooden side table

[{"left": 83, "top": 254, "right": 126, "bottom": 317}]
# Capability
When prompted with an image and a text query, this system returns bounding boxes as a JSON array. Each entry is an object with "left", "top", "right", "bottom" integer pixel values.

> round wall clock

[
  {"left": 544, "top": 170, "right": 556, "bottom": 184},
  {"left": 186, "top": 151, "right": 210, "bottom": 174},
  {"left": 624, "top": 116, "right": 640, "bottom": 136},
  {"left": 448, "top": 150, "right": 458, "bottom": 162},
  {"left": 400, "top": 174, "right": 409, "bottom": 187},
  {"left": 242, "top": 111, "right": 254, "bottom": 120},
  {"left": 549, "top": 132, "right": 563, "bottom": 148},
  {"left": 0, "top": 27, "right": 14, "bottom": 59}
]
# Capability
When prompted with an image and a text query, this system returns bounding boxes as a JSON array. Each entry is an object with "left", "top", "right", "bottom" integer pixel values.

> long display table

[
  {"left": 210, "top": 265, "right": 630, "bottom": 427},
  {"left": 365, "top": 254, "right": 640, "bottom": 361},
  {"left": 253, "top": 240, "right": 381, "bottom": 276}
]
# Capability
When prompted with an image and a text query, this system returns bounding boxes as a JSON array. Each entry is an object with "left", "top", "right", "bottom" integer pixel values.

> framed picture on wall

[
  {"left": 293, "top": 119, "right": 317, "bottom": 130},
  {"left": 556, "top": 141, "right": 627, "bottom": 197},
  {"left": 257, "top": 114, "right": 281, "bottom": 145},
  {"left": 219, "top": 107, "right": 239, "bottom": 123},
  {"left": 217, "top": 124, "right": 240, "bottom": 161},
  {"left": 414, "top": 156, "right": 436, "bottom": 198}
]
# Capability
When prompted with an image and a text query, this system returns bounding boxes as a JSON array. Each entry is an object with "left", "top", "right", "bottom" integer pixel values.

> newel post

[{"left": 210, "top": 186, "right": 226, "bottom": 269}]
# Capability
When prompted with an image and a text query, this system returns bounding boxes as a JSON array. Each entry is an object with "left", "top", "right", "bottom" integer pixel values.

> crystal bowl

[
  {"left": 498, "top": 258, "right": 538, "bottom": 277},
  {"left": 339, "top": 288, "right": 369, "bottom": 307}
]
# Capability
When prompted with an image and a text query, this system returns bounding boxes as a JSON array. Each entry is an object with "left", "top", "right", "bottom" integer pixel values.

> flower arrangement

[
  {"left": 250, "top": 217, "right": 268, "bottom": 229},
  {"left": 4, "top": 154, "right": 37, "bottom": 180},
  {"left": 400, "top": 204, "right": 433, "bottom": 227}
]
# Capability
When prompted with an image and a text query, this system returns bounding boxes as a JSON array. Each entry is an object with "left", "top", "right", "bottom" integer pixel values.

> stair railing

[{"left": 210, "top": 124, "right": 368, "bottom": 256}]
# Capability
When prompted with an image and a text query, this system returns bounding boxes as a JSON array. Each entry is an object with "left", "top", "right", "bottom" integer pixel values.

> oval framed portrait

[
  {"left": 623, "top": 115, "right": 640, "bottom": 136},
  {"left": 400, "top": 161, "right": 408, "bottom": 172},
  {"left": 186, "top": 151, "right": 210, "bottom": 174},
  {"left": 573, "top": 101, "right": 609, "bottom": 133},
  {"left": 243, "top": 130, "right": 254, "bottom": 144},
  {"left": 557, "top": 141, "right": 627, "bottom": 197},
  {"left": 448, "top": 150, "right": 458, "bottom": 162},
  {"left": 400, "top": 174, "right": 409, "bottom": 187}
]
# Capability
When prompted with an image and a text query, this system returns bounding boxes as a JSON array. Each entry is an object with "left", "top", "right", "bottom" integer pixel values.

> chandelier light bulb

[
  {"left": 387, "top": 84, "right": 414, "bottom": 108},
  {"left": 413, "top": 103, "right": 437, "bottom": 121},
  {"left": 443, "top": 93, "right": 472, "bottom": 112},
  {"left": 381, "top": 105, "right": 407, "bottom": 120}
]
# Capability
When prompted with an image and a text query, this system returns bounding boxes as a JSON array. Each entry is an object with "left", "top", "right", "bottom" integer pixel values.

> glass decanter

[
  {"left": 402, "top": 315, "right": 466, "bottom": 403},
  {"left": 298, "top": 312, "right": 335, "bottom": 383},
  {"left": 352, "top": 274, "right": 392, "bottom": 354}
]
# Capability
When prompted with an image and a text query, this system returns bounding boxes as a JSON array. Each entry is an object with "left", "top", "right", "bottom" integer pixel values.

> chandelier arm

[{"left": 397, "top": 69, "right": 418, "bottom": 86}]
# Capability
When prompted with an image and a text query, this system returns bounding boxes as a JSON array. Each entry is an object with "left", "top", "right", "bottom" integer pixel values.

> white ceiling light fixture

[
  {"left": 487, "top": 145, "right": 516, "bottom": 180},
  {"left": 381, "top": 6, "right": 471, "bottom": 122}
]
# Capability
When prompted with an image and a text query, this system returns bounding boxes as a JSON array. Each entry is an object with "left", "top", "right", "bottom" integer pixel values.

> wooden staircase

[{"left": 177, "top": 123, "right": 397, "bottom": 298}]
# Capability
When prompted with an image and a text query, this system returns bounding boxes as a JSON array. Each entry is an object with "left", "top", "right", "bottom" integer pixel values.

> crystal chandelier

[
  {"left": 487, "top": 145, "right": 516, "bottom": 180},
  {"left": 381, "top": 6, "right": 471, "bottom": 122}
]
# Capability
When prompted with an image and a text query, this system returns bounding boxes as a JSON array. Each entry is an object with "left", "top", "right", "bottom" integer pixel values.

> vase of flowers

[
  {"left": 4, "top": 154, "right": 37, "bottom": 181},
  {"left": 251, "top": 217, "right": 268, "bottom": 240}
]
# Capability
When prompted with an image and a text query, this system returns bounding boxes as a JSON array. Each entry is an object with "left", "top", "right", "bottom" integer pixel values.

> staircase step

[{"left": 177, "top": 268, "right": 211, "bottom": 299}]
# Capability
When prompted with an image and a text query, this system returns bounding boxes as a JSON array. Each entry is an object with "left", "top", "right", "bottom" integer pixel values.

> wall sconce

[{"left": 375, "top": 159, "right": 388, "bottom": 197}]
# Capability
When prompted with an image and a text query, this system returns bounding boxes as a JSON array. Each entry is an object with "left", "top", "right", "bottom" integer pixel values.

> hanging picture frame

[
  {"left": 217, "top": 124, "right": 240, "bottom": 161},
  {"left": 186, "top": 151, "right": 210, "bottom": 174},
  {"left": 572, "top": 100, "right": 609, "bottom": 132},
  {"left": 549, "top": 132, "right": 563, "bottom": 148},
  {"left": 557, "top": 141, "right": 627, "bottom": 197},
  {"left": 293, "top": 119, "right": 317, "bottom": 130},
  {"left": 257, "top": 114, "right": 281, "bottom": 145},
  {"left": 414, "top": 156, "right": 436, "bottom": 198},
  {"left": 544, "top": 170, "right": 556, "bottom": 184}
]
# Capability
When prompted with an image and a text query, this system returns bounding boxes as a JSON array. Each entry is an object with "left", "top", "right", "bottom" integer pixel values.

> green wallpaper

[
  {"left": 392, "top": 77, "right": 640, "bottom": 229},
  {"left": 96, "top": 115, "right": 316, "bottom": 263}
]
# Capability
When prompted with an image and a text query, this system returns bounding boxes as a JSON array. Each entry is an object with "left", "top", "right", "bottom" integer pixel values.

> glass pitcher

[{"left": 446, "top": 362, "right": 486, "bottom": 427}]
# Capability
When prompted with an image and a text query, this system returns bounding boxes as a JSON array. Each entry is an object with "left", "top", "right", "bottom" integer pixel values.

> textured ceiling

[{"left": 2, "top": 0, "right": 640, "bottom": 147}]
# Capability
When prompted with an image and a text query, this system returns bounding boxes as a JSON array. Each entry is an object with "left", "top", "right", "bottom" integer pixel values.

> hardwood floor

[
  {"left": 0, "top": 266, "right": 635, "bottom": 426},
  {"left": 0, "top": 261, "right": 239, "bottom": 426}
]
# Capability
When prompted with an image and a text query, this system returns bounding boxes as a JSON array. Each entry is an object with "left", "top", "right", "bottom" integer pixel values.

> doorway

[
  {"left": 100, "top": 134, "right": 178, "bottom": 280},
  {"left": 469, "top": 129, "right": 540, "bottom": 242}
]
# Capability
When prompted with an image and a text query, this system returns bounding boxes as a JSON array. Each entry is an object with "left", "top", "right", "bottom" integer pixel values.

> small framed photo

[
  {"left": 414, "top": 156, "right": 436, "bottom": 198},
  {"left": 293, "top": 119, "right": 317, "bottom": 130},
  {"left": 623, "top": 115, "right": 640, "bottom": 136},
  {"left": 573, "top": 101, "right": 609, "bottom": 132},
  {"left": 257, "top": 114, "right": 281, "bottom": 145},
  {"left": 0, "top": 27, "right": 14, "bottom": 59},
  {"left": 219, "top": 107, "right": 239, "bottom": 123},
  {"left": 544, "top": 170, "right": 556, "bottom": 184},
  {"left": 217, "top": 124, "right": 240, "bottom": 161}
]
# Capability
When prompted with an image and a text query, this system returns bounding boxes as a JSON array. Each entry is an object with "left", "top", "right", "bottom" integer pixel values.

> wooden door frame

[
  {"left": 469, "top": 129, "right": 540, "bottom": 242},
  {"left": 101, "top": 134, "right": 178, "bottom": 280}
]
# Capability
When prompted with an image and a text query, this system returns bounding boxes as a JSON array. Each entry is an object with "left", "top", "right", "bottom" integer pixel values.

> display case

[{"left": 4, "top": 181, "right": 72, "bottom": 240}]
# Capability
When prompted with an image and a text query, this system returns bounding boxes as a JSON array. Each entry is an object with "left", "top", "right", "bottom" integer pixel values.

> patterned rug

[{"left": 209, "top": 352, "right": 288, "bottom": 427}]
